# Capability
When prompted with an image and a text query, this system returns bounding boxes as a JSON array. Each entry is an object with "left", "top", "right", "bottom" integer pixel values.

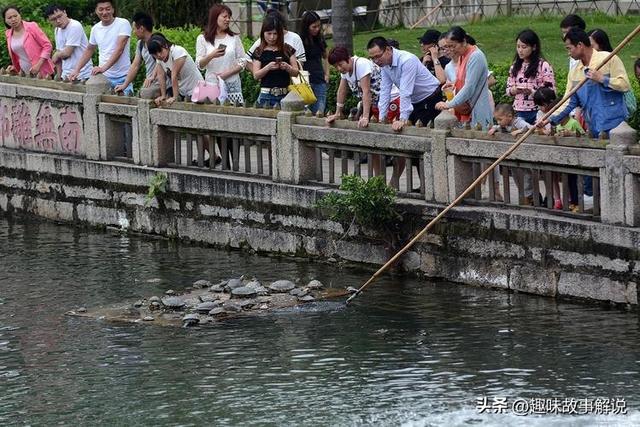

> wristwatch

[{"left": 434, "top": 60, "right": 440, "bottom": 66}]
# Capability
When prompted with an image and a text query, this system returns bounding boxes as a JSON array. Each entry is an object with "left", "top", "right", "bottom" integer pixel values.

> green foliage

[
  {"left": 145, "top": 172, "right": 168, "bottom": 205},
  {"left": 316, "top": 175, "right": 401, "bottom": 229}
]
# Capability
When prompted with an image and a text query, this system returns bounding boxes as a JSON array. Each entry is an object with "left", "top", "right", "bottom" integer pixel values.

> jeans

[
  {"left": 308, "top": 82, "right": 327, "bottom": 114},
  {"left": 517, "top": 110, "right": 538, "bottom": 125},
  {"left": 257, "top": 92, "right": 285, "bottom": 108},
  {"left": 106, "top": 74, "right": 134, "bottom": 96}
]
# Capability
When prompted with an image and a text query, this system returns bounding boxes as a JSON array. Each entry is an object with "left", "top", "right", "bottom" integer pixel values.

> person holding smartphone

[
  {"left": 196, "top": 4, "right": 246, "bottom": 105},
  {"left": 252, "top": 16, "right": 299, "bottom": 107},
  {"left": 505, "top": 29, "right": 555, "bottom": 125}
]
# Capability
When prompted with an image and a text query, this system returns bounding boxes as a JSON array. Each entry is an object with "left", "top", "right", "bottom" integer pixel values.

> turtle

[
  {"left": 161, "top": 296, "right": 186, "bottom": 310},
  {"left": 182, "top": 313, "right": 200, "bottom": 327},
  {"left": 269, "top": 280, "right": 296, "bottom": 293},
  {"left": 195, "top": 301, "right": 219, "bottom": 313},
  {"left": 231, "top": 286, "right": 258, "bottom": 299}
]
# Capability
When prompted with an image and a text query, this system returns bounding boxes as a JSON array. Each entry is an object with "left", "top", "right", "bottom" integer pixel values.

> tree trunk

[{"left": 331, "top": 0, "right": 353, "bottom": 54}]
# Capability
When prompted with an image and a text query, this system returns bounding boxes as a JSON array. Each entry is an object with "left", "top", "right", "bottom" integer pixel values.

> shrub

[{"left": 316, "top": 175, "right": 401, "bottom": 230}]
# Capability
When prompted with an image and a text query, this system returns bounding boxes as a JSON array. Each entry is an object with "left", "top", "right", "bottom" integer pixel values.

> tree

[{"left": 331, "top": 0, "right": 353, "bottom": 54}]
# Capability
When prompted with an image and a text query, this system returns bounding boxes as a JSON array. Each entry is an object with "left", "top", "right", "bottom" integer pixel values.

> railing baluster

[
  {"left": 244, "top": 139, "right": 251, "bottom": 173},
  {"left": 174, "top": 132, "right": 182, "bottom": 165},
  {"left": 419, "top": 157, "right": 425, "bottom": 197},
  {"left": 208, "top": 135, "right": 215, "bottom": 170},
  {"left": 256, "top": 141, "right": 264, "bottom": 175},
  {"left": 488, "top": 162, "right": 496, "bottom": 202},
  {"left": 268, "top": 143, "right": 272, "bottom": 177},
  {"left": 472, "top": 162, "right": 481, "bottom": 200},
  {"left": 367, "top": 153, "right": 373, "bottom": 178},
  {"left": 341, "top": 150, "right": 348, "bottom": 176},
  {"left": 354, "top": 152, "right": 361, "bottom": 177},
  {"left": 544, "top": 171, "right": 554, "bottom": 209},
  {"left": 577, "top": 175, "right": 585, "bottom": 213},
  {"left": 406, "top": 157, "right": 414, "bottom": 193},
  {"left": 221, "top": 137, "right": 229, "bottom": 170},
  {"left": 328, "top": 148, "right": 335, "bottom": 184},
  {"left": 315, "top": 147, "right": 323, "bottom": 181},
  {"left": 503, "top": 166, "right": 511, "bottom": 205},
  {"left": 514, "top": 169, "right": 525, "bottom": 205},
  {"left": 593, "top": 176, "right": 600, "bottom": 216},
  {"left": 561, "top": 173, "right": 570, "bottom": 212},
  {"left": 232, "top": 138, "right": 240, "bottom": 172},
  {"left": 197, "top": 134, "right": 204, "bottom": 167},
  {"left": 532, "top": 169, "right": 540, "bottom": 207},
  {"left": 186, "top": 133, "right": 193, "bottom": 167},
  {"left": 381, "top": 154, "right": 387, "bottom": 183}
]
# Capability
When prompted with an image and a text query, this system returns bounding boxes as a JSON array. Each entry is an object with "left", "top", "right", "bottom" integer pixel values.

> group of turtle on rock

[{"left": 68, "top": 276, "right": 349, "bottom": 327}]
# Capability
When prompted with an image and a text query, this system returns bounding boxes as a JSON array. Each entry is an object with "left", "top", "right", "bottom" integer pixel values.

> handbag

[
  {"left": 191, "top": 76, "right": 228, "bottom": 104},
  {"left": 453, "top": 73, "right": 488, "bottom": 117},
  {"left": 288, "top": 60, "right": 317, "bottom": 105},
  {"left": 191, "top": 80, "right": 220, "bottom": 103}
]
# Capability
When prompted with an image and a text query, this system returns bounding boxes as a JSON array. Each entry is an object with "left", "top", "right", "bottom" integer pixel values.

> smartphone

[
  {"left": 275, "top": 56, "right": 283, "bottom": 64},
  {"left": 218, "top": 44, "right": 227, "bottom": 51}
]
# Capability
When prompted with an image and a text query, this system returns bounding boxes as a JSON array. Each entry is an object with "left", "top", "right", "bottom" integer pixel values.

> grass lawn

[{"left": 352, "top": 13, "right": 640, "bottom": 77}]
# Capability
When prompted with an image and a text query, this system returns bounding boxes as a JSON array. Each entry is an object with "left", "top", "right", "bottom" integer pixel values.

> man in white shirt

[
  {"left": 245, "top": 9, "right": 305, "bottom": 72},
  {"left": 45, "top": 5, "right": 92, "bottom": 80},
  {"left": 68, "top": 0, "right": 132, "bottom": 95}
]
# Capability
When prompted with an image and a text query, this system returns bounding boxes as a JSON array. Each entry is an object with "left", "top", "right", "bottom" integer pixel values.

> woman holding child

[{"left": 506, "top": 29, "right": 555, "bottom": 125}]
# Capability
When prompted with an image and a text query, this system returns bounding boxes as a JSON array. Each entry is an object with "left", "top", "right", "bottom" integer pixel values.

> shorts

[
  {"left": 106, "top": 74, "right": 134, "bottom": 96},
  {"left": 369, "top": 97, "right": 401, "bottom": 121}
]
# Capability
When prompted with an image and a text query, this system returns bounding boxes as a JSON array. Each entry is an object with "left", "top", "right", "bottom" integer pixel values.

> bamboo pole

[{"left": 346, "top": 24, "right": 640, "bottom": 305}]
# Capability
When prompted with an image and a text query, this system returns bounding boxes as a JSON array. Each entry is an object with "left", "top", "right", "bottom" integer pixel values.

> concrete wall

[{"left": 1, "top": 77, "right": 640, "bottom": 306}]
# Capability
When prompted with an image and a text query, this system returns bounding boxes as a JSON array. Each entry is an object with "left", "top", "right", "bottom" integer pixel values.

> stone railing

[{"left": 1, "top": 74, "right": 639, "bottom": 226}]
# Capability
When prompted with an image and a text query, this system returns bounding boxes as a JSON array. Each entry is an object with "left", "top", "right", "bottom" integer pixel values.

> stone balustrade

[{"left": 0, "top": 75, "right": 638, "bottom": 226}]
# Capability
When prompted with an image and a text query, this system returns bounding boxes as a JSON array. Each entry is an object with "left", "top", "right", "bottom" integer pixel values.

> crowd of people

[{"left": 3, "top": 2, "right": 638, "bottom": 208}]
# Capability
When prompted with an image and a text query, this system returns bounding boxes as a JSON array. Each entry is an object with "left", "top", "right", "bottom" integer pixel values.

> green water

[{"left": 1, "top": 215, "right": 639, "bottom": 426}]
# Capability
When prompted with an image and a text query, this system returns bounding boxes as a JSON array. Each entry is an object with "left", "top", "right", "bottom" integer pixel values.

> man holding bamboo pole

[{"left": 538, "top": 28, "right": 630, "bottom": 138}]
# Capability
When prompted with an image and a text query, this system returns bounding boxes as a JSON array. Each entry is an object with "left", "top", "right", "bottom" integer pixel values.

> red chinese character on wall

[
  {"left": 11, "top": 101, "right": 33, "bottom": 147},
  {"left": 58, "top": 106, "right": 82, "bottom": 153},
  {"left": 34, "top": 104, "right": 58, "bottom": 151}
]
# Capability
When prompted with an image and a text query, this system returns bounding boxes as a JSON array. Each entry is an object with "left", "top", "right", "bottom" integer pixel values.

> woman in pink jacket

[{"left": 3, "top": 6, "right": 54, "bottom": 77}]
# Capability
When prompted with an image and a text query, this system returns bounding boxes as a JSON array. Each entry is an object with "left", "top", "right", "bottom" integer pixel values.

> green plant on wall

[
  {"left": 145, "top": 172, "right": 168, "bottom": 206},
  {"left": 317, "top": 175, "right": 401, "bottom": 231}
]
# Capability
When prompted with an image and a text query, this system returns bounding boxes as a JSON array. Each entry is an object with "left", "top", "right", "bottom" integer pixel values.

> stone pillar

[
  {"left": 434, "top": 110, "right": 466, "bottom": 203},
  {"left": 274, "top": 92, "right": 313, "bottom": 184},
  {"left": 136, "top": 99, "right": 154, "bottom": 165},
  {"left": 83, "top": 74, "right": 111, "bottom": 160},
  {"left": 601, "top": 121, "right": 638, "bottom": 225}
]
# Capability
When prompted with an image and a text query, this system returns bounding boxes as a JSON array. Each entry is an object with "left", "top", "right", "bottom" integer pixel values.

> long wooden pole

[{"left": 346, "top": 24, "right": 640, "bottom": 305}]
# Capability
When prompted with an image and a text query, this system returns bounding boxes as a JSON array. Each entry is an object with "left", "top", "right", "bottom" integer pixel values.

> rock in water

[
  {"left": 299, "top": 295, "right": 315, "bottom": 302},
  {"left": 143, "top": 316, "right": 155, "bottom": 321},
  {"left": 232, "top": 286, "right": 258, "bottom": 298},
  {"left": 193, "top": 279, "right": 213, "bottom": 289},
  {"left": 307, "top": 280, "right": 324, "bottom": 290},
  {"left": 269, "top": 280, "right": 296, "bottom": 293},
  {"left": 165, "top": 289, "right": 175, "bottom": 295},
  {"left": 161, "top": 296, "right": 186, "bottom": 309}
]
